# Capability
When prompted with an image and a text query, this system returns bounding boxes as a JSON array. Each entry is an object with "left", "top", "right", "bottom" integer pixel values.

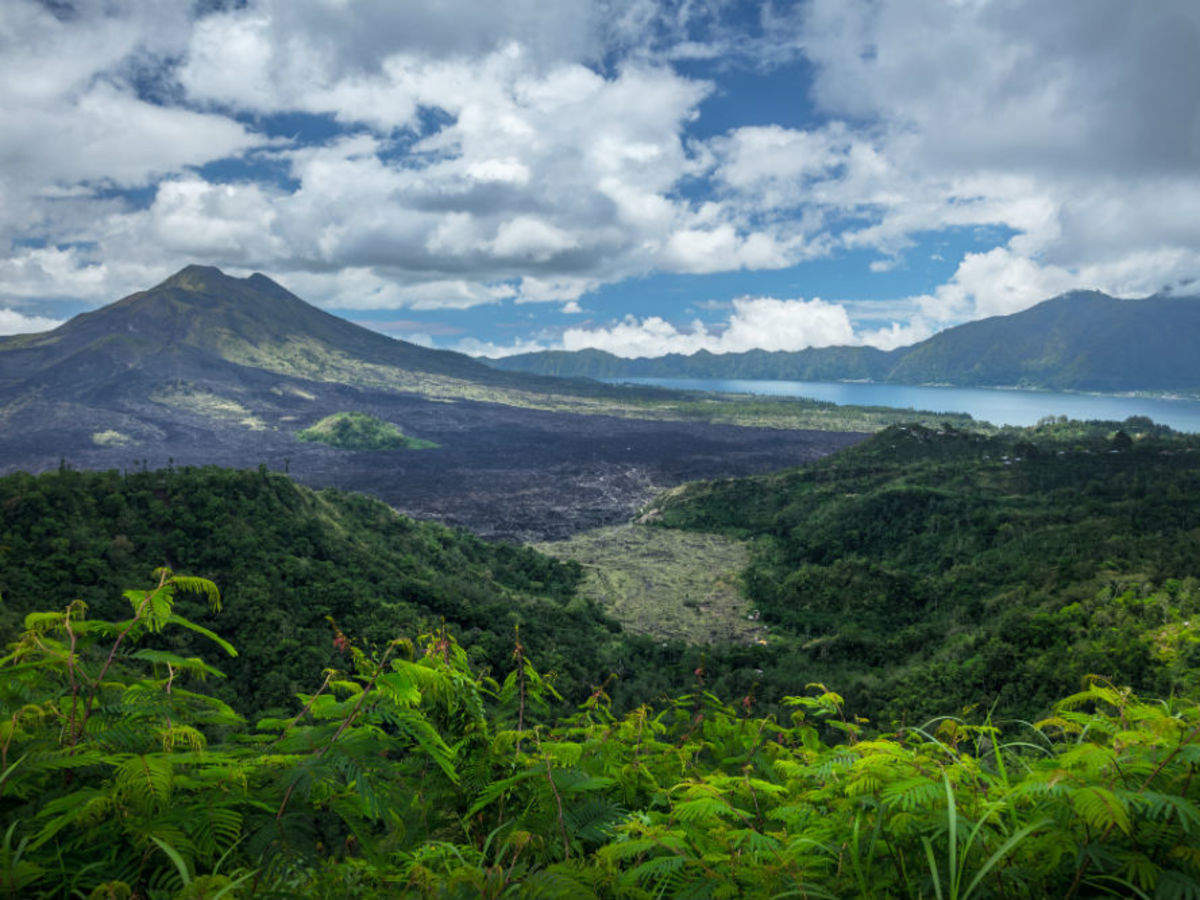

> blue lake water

[{"left": 604, "top": 377, "right": 1200, "bottom": 433}]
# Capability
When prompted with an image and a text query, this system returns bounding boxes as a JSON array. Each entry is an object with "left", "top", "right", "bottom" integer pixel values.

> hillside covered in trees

[
  {"left": 5, "top": 419, "right": 1200, "bottom": 895},
  {"left": 4, "top": 418, "right": 1200, "bottom": 723},
  {"left": 648, "top": 417, "right": 1200, "bottom": 722},
  {"left": 0, "top": 466, "right": 629, "bottom": 715}
]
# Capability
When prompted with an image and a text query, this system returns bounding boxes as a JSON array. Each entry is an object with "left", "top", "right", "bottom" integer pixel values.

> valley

[
  {"left": 0, "top": 380, "right": 862, "bottom": 541},
  {"left": 0, "top": 265, "right": 879, "bottom": 539}
]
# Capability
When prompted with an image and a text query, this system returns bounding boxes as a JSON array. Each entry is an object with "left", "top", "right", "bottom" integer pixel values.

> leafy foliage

[
  {"left": 0, "top": 466, "right": 640, "bottom": 716},
  {"left": 296, "top": 412, "right": 438, "bottom": 451},
  {"left": 3, "top": 581, "right": 1200, "bottom": 898}
]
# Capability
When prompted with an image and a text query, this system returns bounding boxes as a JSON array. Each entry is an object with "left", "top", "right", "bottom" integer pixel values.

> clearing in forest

[{"left": 535, "top": 523, "right": 765, "bottom": 644}]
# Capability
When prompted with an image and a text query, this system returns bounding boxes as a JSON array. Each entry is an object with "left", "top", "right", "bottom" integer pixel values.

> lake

[{"left": 604, "top": 377, "right": 1200, "bottom": 433}]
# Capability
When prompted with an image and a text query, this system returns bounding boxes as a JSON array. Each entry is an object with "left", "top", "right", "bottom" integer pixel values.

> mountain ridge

[
  {"left": 487, "top": 290, "right": 1200, "bottom": 393},
  {"left": 0, "top": 264, "right": 545, "bottom": 395}
]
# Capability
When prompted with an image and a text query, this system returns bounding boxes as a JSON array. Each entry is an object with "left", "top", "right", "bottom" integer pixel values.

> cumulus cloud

[
  {"left": 0, "top": 308, "right": 61, "bottom": 336},
  {"left": 557, "top": 296, "right": 866, "bottom": 358},
  {"left": 473, "top": 294, "right": 933, "bottom": 358},
  {"left": 789, "top": 0, "right": 1200, "bottom": 320},
  {"left": 453, "top": 336, "right": 552, "bottom": 358},
  {"left": 3, "top": 0, "right": 1200, "bottom": 356},
  {"left": 0, "top": 1, "right": 263, "bottom": 253}
]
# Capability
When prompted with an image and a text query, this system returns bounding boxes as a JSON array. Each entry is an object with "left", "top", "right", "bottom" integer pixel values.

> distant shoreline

[
  {"left": 601, "top": 375, "right": 1200, "bottom": 403},
  {"left": 596, "top": 376, "right": 1200, "bottom": 433}
]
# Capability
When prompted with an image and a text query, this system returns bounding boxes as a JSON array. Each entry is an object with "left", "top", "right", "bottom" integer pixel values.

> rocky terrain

[
  {"left": 0, "top": 383, "right": 860, "bottom": 541},
  {"left": 0, "top": 266, "right": 862, "bottom": 541}
]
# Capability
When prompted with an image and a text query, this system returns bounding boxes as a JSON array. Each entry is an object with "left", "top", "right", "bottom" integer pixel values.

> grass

[
  {"left": 296, "top": 411, "right": 438, "bottom": 451},
  {"left": 91, "top": 429, "right": 132, "bottom": 447},
  {"left": 149, "top": 386, "right": 266, "bottom": 429},
  {"left": 534, "top": 523, "right": 765, "bottom": 644}
]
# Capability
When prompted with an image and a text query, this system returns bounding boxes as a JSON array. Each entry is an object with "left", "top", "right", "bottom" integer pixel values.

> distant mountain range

[{"left": 487, "top": 291, "right": 1200, "bottom": 394}]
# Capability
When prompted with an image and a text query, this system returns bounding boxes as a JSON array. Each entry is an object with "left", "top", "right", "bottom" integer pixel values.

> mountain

[
  {"left": 0, "top": 265, "right": 857, "bottom": 540},
  {"left": 489, "top": 345, "right": 893, "bottom": 381},
  {"left": 0, "top": 264, "right": 559, "bottom": 401},
  {"left": 886, "top": 291, "right": 1200, "bottom": 391},
  {"left": 487, "top": 290, "right": 1200, "bottom": 393}
]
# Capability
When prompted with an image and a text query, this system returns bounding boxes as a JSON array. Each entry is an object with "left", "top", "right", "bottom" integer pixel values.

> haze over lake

[{"left": 605, "top": 378, "right": 1200, "bottom": 433}]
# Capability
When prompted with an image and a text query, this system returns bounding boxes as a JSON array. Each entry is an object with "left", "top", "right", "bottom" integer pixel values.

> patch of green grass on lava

[{"left": 296, "top": 411, "right": 439, "bottom": 451}]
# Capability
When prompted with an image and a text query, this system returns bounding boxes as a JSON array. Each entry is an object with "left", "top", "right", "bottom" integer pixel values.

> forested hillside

[
  {"left": 649, "top": 417, "right": 1200, "bottom": 722},
  {"left": 489, "top": 345, "right": 892, "bottom": 382},
  {"left": 0, "top": 466, "right": 628, "bottom": 715}
]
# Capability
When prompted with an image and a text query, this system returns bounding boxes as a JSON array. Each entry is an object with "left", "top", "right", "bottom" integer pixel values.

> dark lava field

[{"left": 0, "top": 389, "right": 863, "bottom": 542}]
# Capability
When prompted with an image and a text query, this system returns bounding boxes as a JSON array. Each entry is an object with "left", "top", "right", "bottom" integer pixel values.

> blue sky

[{"left": 2, "top": 1, "right": 1199, "bottom": 357}]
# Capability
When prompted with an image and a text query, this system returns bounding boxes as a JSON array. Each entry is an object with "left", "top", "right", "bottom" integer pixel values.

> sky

[{"left": 2, "top": 0, "right": 1200, "bottom": 358}]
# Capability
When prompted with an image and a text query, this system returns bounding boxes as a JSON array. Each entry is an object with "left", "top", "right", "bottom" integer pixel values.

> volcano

[{"left": 0, "top": 265, "right": 860, "bottom": 539}]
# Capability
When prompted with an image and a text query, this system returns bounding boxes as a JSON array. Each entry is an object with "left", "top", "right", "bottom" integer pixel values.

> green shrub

[
  {"left": 296, "top": 411, "right": 438, "bottom": 451},
  {"left": 3, "top": 575, "right": 1199, "bottom": 898}
]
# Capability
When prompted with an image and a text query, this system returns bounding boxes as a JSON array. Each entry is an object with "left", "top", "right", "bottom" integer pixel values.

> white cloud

[
  {"left": 0, "top": 308, "right": 61, "bottom": 336},
  {"left": 491, "top": 217, "right": 579, "bottom": 262},
  {"left": 0, "top": 246, "right": 170, "bottom": 306},
  {"left": 514, "top": 276, "right": 596, "bottom": 303},
  {"left": 277, "top": 269, "right": 516, "bottom": 311},
  {"left": 855, "top": 319, "right": 934, "bottom": 352},
  {"left": 0, "top": 2, "right": 263, "bottom": 253},
  {"left": 466, "top": 159, "right": 531, "bottom": 185},
  {"left": 4, "top": 0, "right": 1200, "bottom": 355},
  {"left": 560, "top": 296, "right": 860, "bottom": 358},
  {"left": 148, "top": 179, "right": 286, "bottom": 260},
  {"left": 453, "top": 336, "right": 550, "bottom": 358}
]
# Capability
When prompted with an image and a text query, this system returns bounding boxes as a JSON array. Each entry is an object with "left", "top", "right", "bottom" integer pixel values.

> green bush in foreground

[
  {"left": 296, "top": 411, "right": 438, "bottom": 451},
  {"left": 3, "top": 574, "right": 1199, "bottom": 898}
]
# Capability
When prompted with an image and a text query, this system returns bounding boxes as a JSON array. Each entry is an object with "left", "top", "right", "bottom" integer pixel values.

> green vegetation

[
  {"left": 5, "top": 414, "right": 1199, "bottom": 729},
  {"left": 594, "top": 392, "right": 978, "bottom": 433},
  {"left": 8, "top": 401, "right": 1200, "bottom": 895},
  {"left": 535, "top": 524, "right": 762, "bottom": 644},
  {"left": 90, "top": 429, "right": 131, "bottom": 447},
  {"left": 648, "top": 416, "right": 1200, "bottom": 723},
  {"left": 0, "top": 466, "right": 636, "bottom": 716},
  {"left": 3, "top": 577, "right": 1199, "bottom": 897},
  {"left": 296, "top": 411, "right": 438, "bottom": 451}
]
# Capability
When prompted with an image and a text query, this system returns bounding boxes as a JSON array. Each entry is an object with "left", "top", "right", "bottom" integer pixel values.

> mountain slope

[
  {"left": 645, "top": 419, "right": 1200, "bottom": 721},
  {"left": 0, "top": 264, "right": 560, "bottom": 400},
  {"left": 490, "top": 345, "right": 894, "bottom": 381},
  {"left": 487, "top": 291, "right": 1200, "bottom": 393},
  {"left": 0, "top": 464, "right": 654, "bottom": 715},
  {"left": 887, "top": 291, "right": 1200, "bottom": 390},
  {"left": 0, "top": 265, "right": 865, "bottom": 540}
]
